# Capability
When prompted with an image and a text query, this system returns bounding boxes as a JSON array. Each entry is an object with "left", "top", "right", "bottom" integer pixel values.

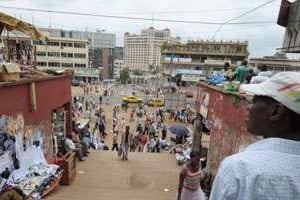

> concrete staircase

[{"left": 46, "top": 151, "right": 179, "bottom": 200}]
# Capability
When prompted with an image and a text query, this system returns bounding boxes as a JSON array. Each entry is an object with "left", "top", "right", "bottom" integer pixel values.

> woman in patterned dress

[{"left": 177, "top": 151, "right": 204, "bottom": 200}]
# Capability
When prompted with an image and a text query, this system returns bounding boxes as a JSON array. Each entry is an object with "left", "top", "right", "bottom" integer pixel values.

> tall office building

[
  {"left": 40, "top": 28, "right": 116, "bottom": 68},
  {"left": 100, "top": 48, "right": 114, "bottom": 80},
  {"left": 41, "top": 28, "right": 115, "bottom": 49},
  {"left": 114, "top": 47, "right": 124, "bottom": 60},
  {"left": 124, "top": 27, "right": 180, "bottom": 73}
]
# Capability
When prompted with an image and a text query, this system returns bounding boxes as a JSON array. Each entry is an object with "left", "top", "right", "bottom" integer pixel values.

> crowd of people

[
  {"left": 71, "top": 81, "right": 210, "bottom": 200},
  {"left": 64, "top": 68, "right": 300, "bottom": 200},
  {"left": 112, "top": 104, "right": 173, "bottom": 158}
]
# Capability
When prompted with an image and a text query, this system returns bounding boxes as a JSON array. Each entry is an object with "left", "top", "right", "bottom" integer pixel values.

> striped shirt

[{"left": 210, "top": 138, "right": 300, "bottom": 200}]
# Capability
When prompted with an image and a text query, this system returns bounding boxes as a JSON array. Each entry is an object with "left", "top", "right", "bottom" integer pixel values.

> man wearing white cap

[{"left": 210, "top": 72, "right": 300, "bottom": 200}]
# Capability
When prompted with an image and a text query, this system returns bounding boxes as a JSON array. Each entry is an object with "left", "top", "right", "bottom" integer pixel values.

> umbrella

[{"left": 168, "top": 124, "right": 190, "bottom": 137}]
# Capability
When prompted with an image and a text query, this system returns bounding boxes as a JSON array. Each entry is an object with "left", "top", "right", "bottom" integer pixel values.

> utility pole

[{"left": 169, "top": 54, "right": 174, "bottom": 88}]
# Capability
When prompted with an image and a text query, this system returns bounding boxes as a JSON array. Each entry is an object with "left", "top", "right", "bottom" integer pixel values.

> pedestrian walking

[
  {"left": 99, "top": 118, "right": 106, "bottom": 139},
  {"left": 120, "top": 126, "right": 132, "bottom": 160},
  {"left": 139, "top": 131, "right": 147, "bottom": 152},
  {"left": 120, "top": 117, "right": 126, "bottom": 132},
  {"left": 99, "top": 96, "right": 102, "bottom": 104},
  {"left": 111, "top": 131, "right": 119, "bottom": 151}
]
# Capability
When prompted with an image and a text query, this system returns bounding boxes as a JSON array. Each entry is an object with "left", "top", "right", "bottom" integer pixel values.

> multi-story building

[
  {"left": 40, "top": 28, "right": 115, "bottom": 49},
  {"left": 124, "top": 27, "right": 180, "bottom": 73},
  {"left": 114, "top": 46, "right": 124, "bottom": 60},
  {"left": 40, "top": 28, "right": 116, "bottom": 68},
  {"left": 35, "top": 36, "right": 102, "bottom": 82},
  {"left": 249, "top": 52, "right": 300, "bottom": 72},
  {"left": 113, "top": 59, "right": 125, "bottom": 79},
  {"left": 99, "top": 48, "right": 114, "bottom": 80},
  {"left": 0, "top": 31, "right": 100, "bottom": 83},
  {"left": 34, "top": 36, "right": 89, "bottom": 69},
  {"left": 161, "top": 40, "right": 249, "bottom": 75}
]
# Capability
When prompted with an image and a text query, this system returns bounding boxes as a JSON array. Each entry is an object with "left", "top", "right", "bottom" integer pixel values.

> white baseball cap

[{"left": 241, "top": 72, "right": 300, "bottom": 115}]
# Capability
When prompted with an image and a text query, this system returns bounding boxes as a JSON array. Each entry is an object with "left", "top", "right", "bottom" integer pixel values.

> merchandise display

[
  {"left": 8, "top": 163, "right": 63, "bottom": 198},
  {"left": 0, "top": 114, "right": 63, "bottom": 199}
]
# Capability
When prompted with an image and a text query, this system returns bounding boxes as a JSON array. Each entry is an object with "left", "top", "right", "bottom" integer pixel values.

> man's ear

[{"left": 270, "top": 103, "right": 285, "bottom": 121}]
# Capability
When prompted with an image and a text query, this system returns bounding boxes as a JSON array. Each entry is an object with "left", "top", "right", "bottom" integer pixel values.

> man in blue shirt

[{"left": 210, "top": 72, "right": 300, "bottom": 200}]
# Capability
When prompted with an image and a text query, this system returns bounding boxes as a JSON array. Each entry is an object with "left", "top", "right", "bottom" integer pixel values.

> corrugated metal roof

[{"left": 0, "top": 63, "right": 21, "bottom": 73}]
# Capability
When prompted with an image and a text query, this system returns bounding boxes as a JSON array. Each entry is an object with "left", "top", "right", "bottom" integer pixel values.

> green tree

[
  {"left": 119, "top": 68, "right": 131, "bottom": 84},
  {"left": 133, "top": 69, "right": 143, "bottom": 76}
]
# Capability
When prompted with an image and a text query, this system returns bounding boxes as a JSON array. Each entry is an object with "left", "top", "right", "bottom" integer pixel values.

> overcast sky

[{"left": 0, "top": 0, "right": 293, "bottom": 57}]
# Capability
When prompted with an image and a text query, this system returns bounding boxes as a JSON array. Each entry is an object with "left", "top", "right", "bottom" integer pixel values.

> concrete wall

[
  {"left": 280, "top": 0, "right": 300, "bottom": 53},
  {"left": 0, "top": 74, "right": 72, "bottom": 160},
  {"left": 196, "top": 83, "right": 257, "bottom": 175}
]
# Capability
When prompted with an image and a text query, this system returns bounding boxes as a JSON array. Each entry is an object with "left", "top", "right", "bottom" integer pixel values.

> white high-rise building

[{"left": 124, "top": 27, "right": 180, "bottom": 72}]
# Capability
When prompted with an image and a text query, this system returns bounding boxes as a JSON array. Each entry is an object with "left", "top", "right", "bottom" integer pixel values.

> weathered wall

[
  {"left": 280, "top": 0, "right": 300, "bottom": 53},
  {"left": 196, "top": 83, "right": 257, "bottom": 175},
  {"left": 0, "top": 74, "right": 72, "bottom": 160}
]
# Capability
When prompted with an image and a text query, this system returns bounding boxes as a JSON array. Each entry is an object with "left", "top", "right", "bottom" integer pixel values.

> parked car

[
  {"left": 122, "top": 96, "right": 143, "bottom": 104},
  {"left": 148, "top": 98, "right": 164, "bottom": 107},
  {"left": 185, "top": 91, "right": 193, "bottom": 98}
]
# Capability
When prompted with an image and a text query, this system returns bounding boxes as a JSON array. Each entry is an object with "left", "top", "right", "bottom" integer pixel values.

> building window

[
  {"left": 61, "top": 42, "right": 73, "bottom": 47},
  {"left": 74, "top": 53, "right": 86, "bottom": 58},
  {"left": 48, "top": 62, "right": 60, "bottom": 67},
  {"left": 47, "top": 41, "right": 60, "bottom": 46},
  {"left": 74, "top": 43, "right": 86, "bottom": 48},
  {"left": 61, "top": 53, "right": 73, "bottom": 57},
  {"left": 75, "top": 63, "right": 86, "bottom": 68},
  {"left": 61, "top": 63, "right": 73, "bottom": 68},
  {"left": 37, "top": 51, "right": 46, "bottom": 56},
  {"left": 48, "top": 52, "right": 60, "bottom": 57},
  {"left": 33, "top": 40, "right": 43, "bottom": 45},
  {"left": 37, "top": 62, "right": 47, "bottom": 66}
]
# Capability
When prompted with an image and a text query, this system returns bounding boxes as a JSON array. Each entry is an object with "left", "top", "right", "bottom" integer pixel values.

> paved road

[{"left": 46, "top": 151, "right": 179, "bottom": 200}]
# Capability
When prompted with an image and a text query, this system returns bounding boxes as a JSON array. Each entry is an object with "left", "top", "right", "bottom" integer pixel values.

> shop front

[{"left": 0, "top": 73, "right": 73, "bottom": 161}]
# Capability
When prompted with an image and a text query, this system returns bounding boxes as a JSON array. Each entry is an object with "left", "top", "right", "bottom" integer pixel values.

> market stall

[
  {"left": 0, "top": 115, "right": 63, "bottom": 199},
  {"left": 195, "top": 82, "right": 258, "bottom": 189}
]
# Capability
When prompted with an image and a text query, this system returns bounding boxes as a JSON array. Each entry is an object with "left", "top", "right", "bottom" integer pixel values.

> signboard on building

[
  {"left": 200, "top": 92, "right": 210, "bottom": 119},
  {"left": 182, "top": 74, "right": 200, "bottom": 82}
]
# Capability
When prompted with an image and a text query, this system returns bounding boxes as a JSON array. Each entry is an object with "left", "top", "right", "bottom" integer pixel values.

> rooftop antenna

[
  {"left": 48, "top": 0, "right": 52, "bottom": 28},
  {"left": 151, "top": 12, "right": 154, "bottom": 27}
]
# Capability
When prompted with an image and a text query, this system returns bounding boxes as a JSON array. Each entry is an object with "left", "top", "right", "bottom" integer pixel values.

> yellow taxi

[
  {"left": 148, "top": 98, "right": 164, "bottom": 107},
  {"left": 122, "top": 96, "right": 143, "bottom": 104}
]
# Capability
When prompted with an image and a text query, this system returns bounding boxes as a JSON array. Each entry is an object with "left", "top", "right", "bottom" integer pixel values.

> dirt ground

[{"left": 46, "top": 151, "right": 180, "bottom": 200}]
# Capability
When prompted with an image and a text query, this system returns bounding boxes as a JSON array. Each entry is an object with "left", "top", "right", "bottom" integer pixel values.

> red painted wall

[
  {"left": 0, "top": 74, "right": 72, "bottom": 160},
  {"left": 196, "top": 83, "right": 257, "bottom": 175}
]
